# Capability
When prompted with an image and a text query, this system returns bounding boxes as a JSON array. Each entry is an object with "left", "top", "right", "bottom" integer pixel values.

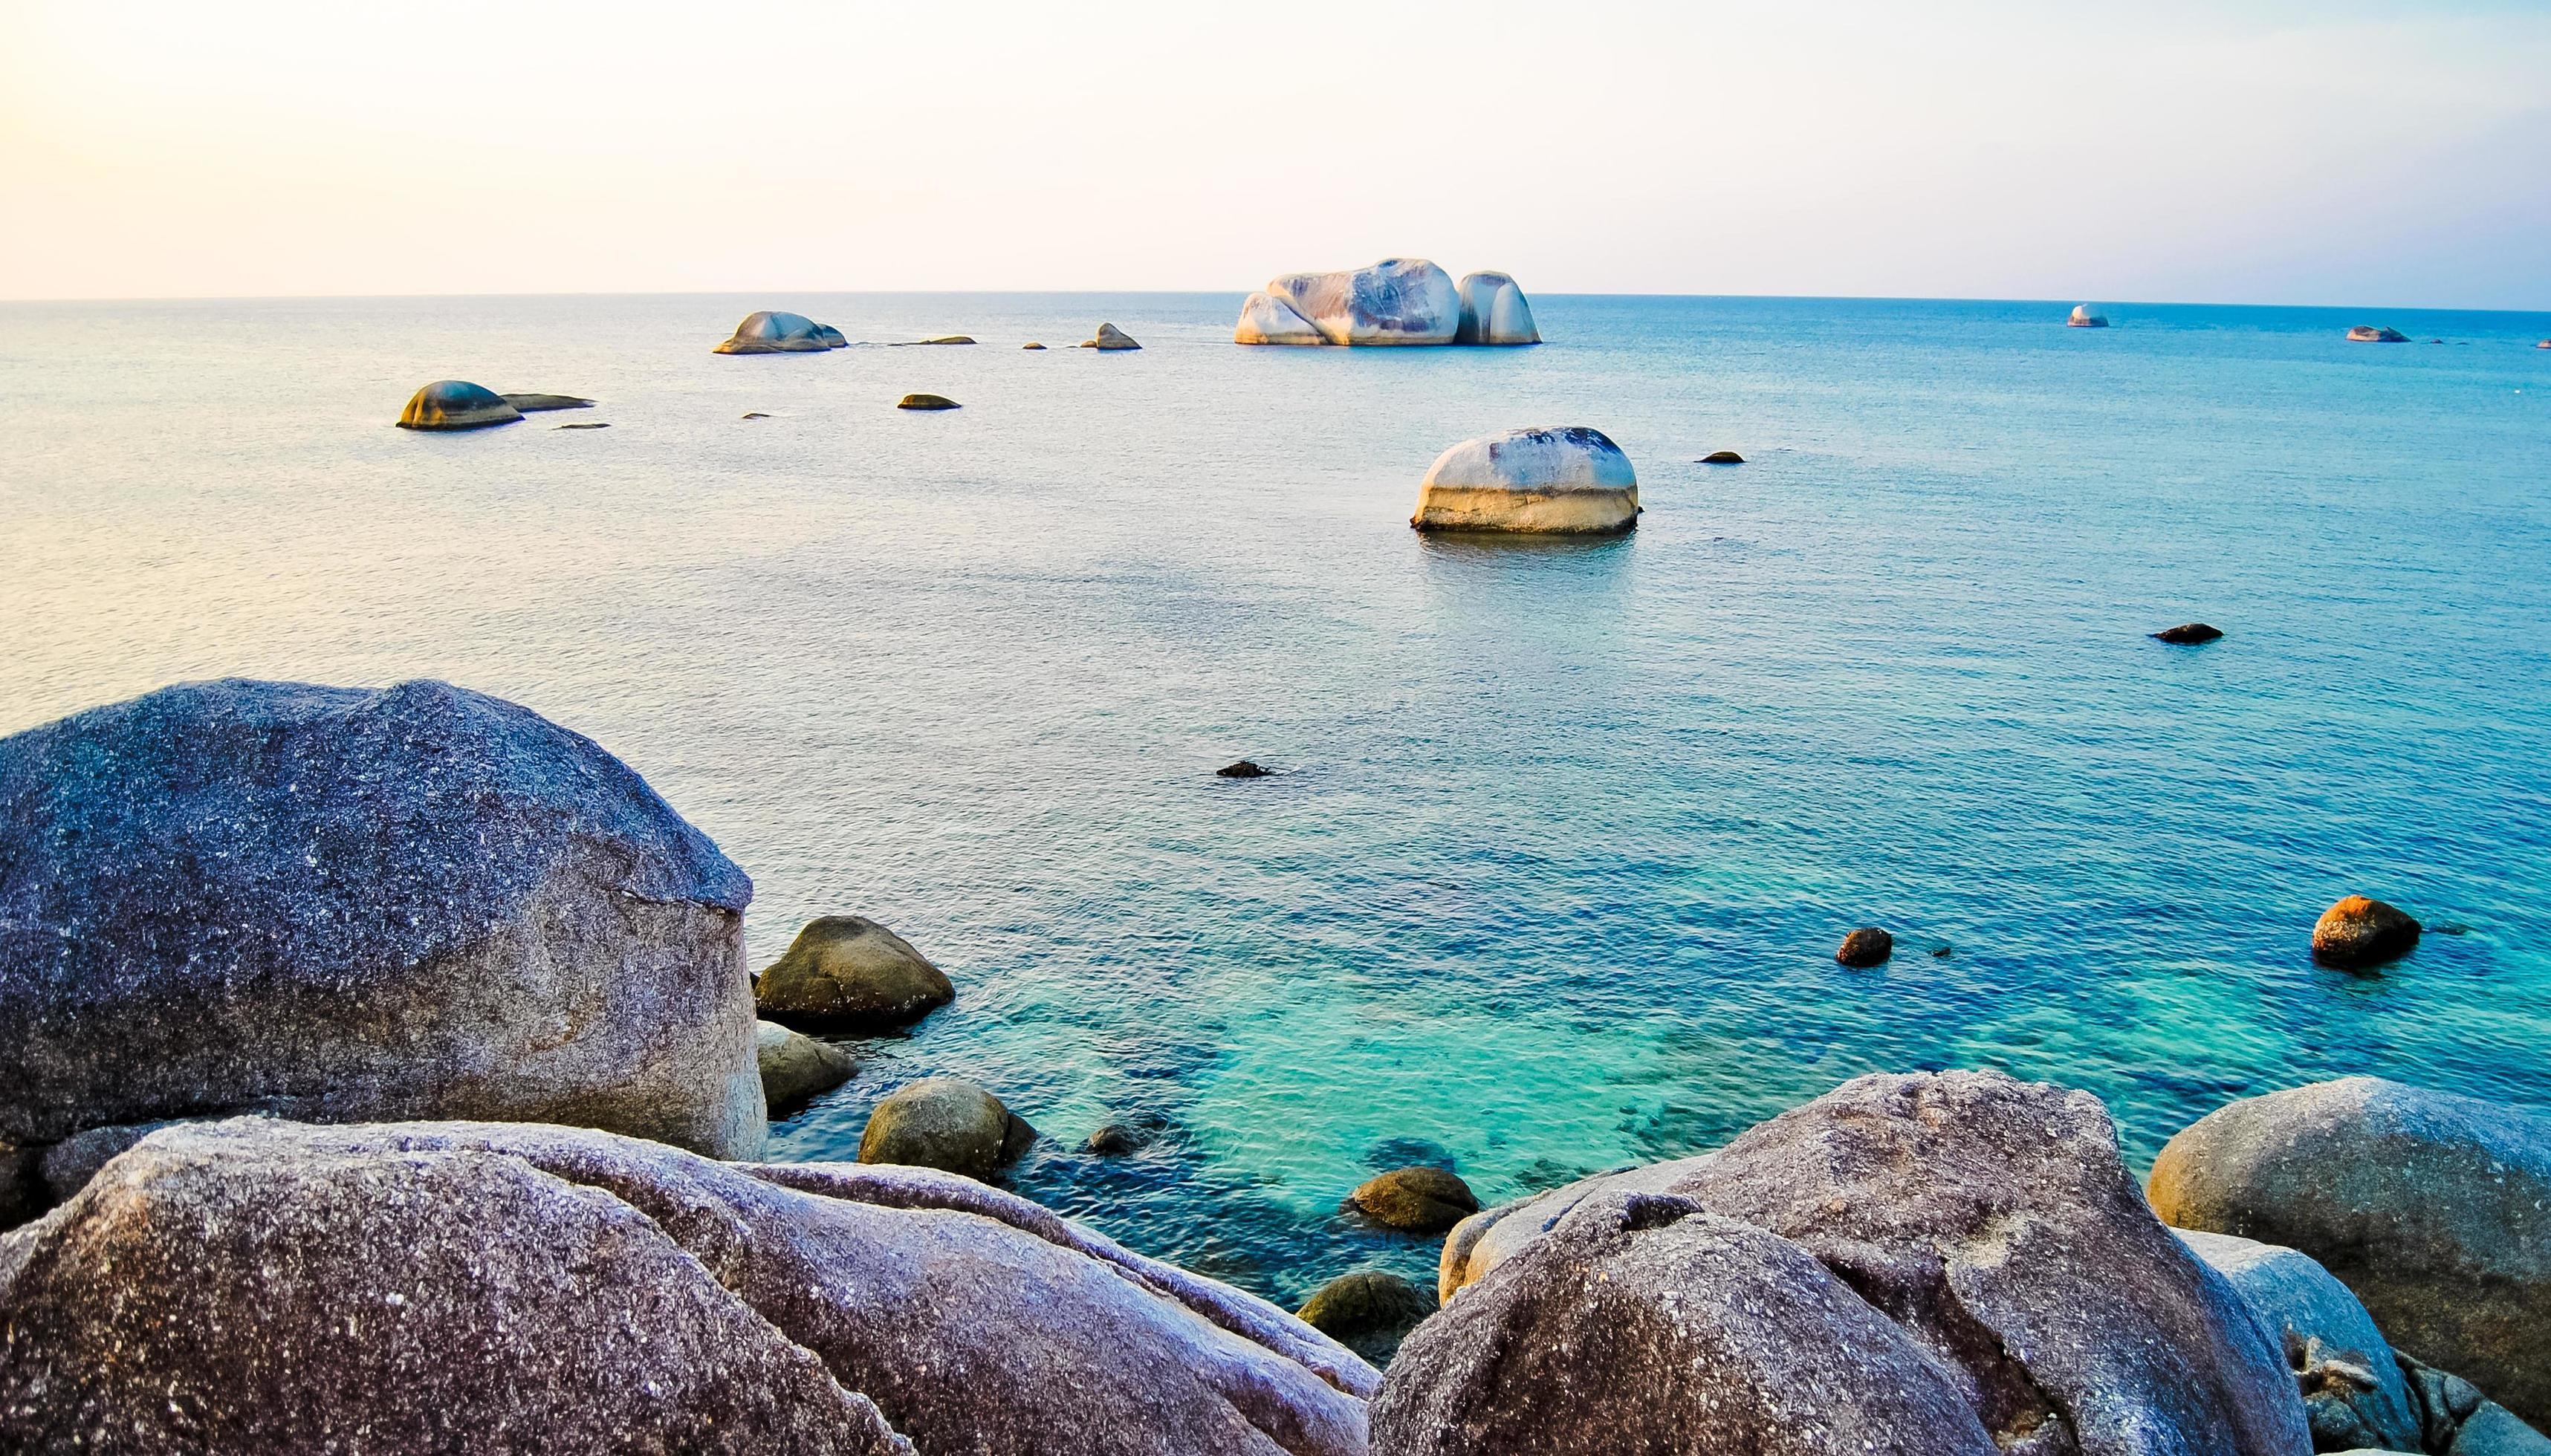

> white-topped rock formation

[{"left": 1410, "top": 426, "right": 1639, "bottom": 534}]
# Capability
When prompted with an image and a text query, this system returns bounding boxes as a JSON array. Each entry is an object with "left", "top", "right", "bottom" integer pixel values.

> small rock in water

[
  {"left": 741, "top": 412, "right": 771, "bottom": 419},
  {"left": 2346, "top": 325, "right": 2410, "bottom": 343},
  {"left": 2537, "top": 339, "right": 2550, "bottom": 349},
  {"left": 1022, "top": 342, "right": 1046, "bottom": 349},
  {"left": 1836, "top": 927, "right": 1893, "bottom": 967},
  {"left": 1085, "top": 1123, "right": 1148, "bottom": 1156},
  {"left": 753, "top": 1021, "right": 854, "bottom": 1114},
  {"left": 502, "top": 393, "right": 594, "bottom": 413},
  {"left": 1699, "top": 451, "right": 1745, "bottom": 464},
  {"left": 2311, "top": 895, "right": 2421, "bottom": 970},
  {"left": 1217, "top": 760, "right": 1270, "bottom": 779},
  {"left": 554, "top": 421, "right": 609, "bottom": 429},
  {"left": 1348, "top": 1166, "right": 1479, "bottom": 1234},
  {"left": 756, "top": 915, "right": 954, "bottom": 1033},
  {"left": 1088, "top": 322, "right": 1141, "bottom": 351},
  {"left": 2069, "top": 304, "right": 2111, "bottom": 328},
  {"left": 1931, "top": 943, "right": 1953, "bottom": 958},
  {"left": 1296, "top": 1271, "right": 1436, "bottom": 1367},
  {"left": 912, "top": 335, "right": 976, "bottom": 345},
  {"left": 859, "top": 1076, "right": 1037, "bottom": 1178},
  {"left": 2153, "top": 623, "right": 2224, "bottom": 644},
  {"left": 397, "top": 380, "right": 522, "bottom": 431},
  {"left": 713, "top": 310, "right": 838, "bottom": 355},
  {"left": 897, "top": 394, "right": 961, "bottom": 411}
]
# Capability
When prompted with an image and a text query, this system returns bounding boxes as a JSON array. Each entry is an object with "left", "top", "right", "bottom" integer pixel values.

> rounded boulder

[
  {"left": 1410, "top": 426, "right": 1639, "bottom": 535},
  {"left": 1268, "top": 259, "right": 1461, "bottom": 346},
  {"left": 1454, "top": 271, "right": 1539, "bottom": 345},
  {"left": 858, "top": 1076, "right": 1037, "bottom": 1180},
  {"left": 2312, "top": 895, "right": 2420, "bottom": 969},
  {"left": 715, "top": 310, "right": 834, "bottom": 354},
  {"left": 755, "top": 915, "right": 954, "bottom": 1032},
  {"left": 396, "top": 380, "right": 522, "bottom": 431},
  {"left": 1295, "top": 1270, "right": 1434, "bottom": 1367},
  {"left": 1347, "top": 1166, "right": 1478, "bottom": 1234},
  {"left": 1234, "top": 291, "right": 1326, "bottom": 345},
  {"left": 755, "top": 1021, "right": 855, "bottom": 1114}
]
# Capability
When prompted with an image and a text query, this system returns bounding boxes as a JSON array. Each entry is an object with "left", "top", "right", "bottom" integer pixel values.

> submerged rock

[
  {"left": 2071, "top": 303, "right": 2111, "bottom": 328},
  {"left": 715, "top": 310, "right": 837, "bottom": 354},
  {"left": 1089, "top": 322, "right": 1141, "bottom": 350},
  {"left": 1296, "top": 1271, "right": 1433, "bottom": 1367},
  {"left": 502, "top": 392, "right": 594, "bottom": 412},
  {"left": 1217, "top": 759, "right": 1270, "bottom": 778},
  {"left": 896, "top": 393, "right": 962, "bottom": 410},
  {"left": 2179, "top": 1229, "right": 2424, "bottom": 1452},
  {"left": 2156, "top": 622, "right": 2226, "bottom": 643},
  {"left": 1348, "top": 1166, "right": 1478, "bottom": 1234},
  {"left": 1453, "top": 271, "right": 1539, "bottom": 345},
  {"left": 859, "top": 1076, "right": 1037, "bottom": 1180},
  {"left": 2312, "top": 895, "right": 2421, "bottom": 969},
  {"left": 1835, "top": 926, "right": 1893, "bottom": 966},
  {"left": 0, "top": 1118, "right": 1376, "bottom": 1454},
  {"left": 755, "top": 915, "right": 954, "bottom": 1032},
  {"left": 397, "top": 380, "right": 522, "bottom": 430},
  {"left": 1699, "top": 450, "right": 1745, "bottom": 464},
  {"left": 1235, "top": 290, "right": 1327, "bottom": 345},
  {"left": 756, "top": 1021, "right": 855, "bottom": 1113},
  {"left": 1268, "top": 259, "right": 1462, "bottom": 346},
  {"left": 1410, "top": 426, "right": 1639, "bottom": 535},
  {"left": 0, "top": 678, "right": 766, "bottom": 1193},
  {"left": 2150, "top": 1076, "right": 2551, "bottom": 1429},
  {"left": 555, "top": 421, "right": 610, "bottom": 429},
  {"left": 2347, "top": 325, "right": 2411, "bottom": 343}
]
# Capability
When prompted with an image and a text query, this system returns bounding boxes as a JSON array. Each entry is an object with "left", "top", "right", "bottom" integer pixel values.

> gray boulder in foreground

[
  {"left": 714, "top": 309, "right": 840, "bottom": 354},
  {"left": 1410, "top": 426, "right": 1639, "bottom": 534},
  {"left": 397, "top": 379, "right": 522, "bottom": 430},
  {"left": 0, "top": 678, "right": 767, "bottom": 1201},
  {"left": 0, "top": 1118, "right": 1375, "bottom": 1455},
  {"left": 1267, "top": 259, "right": 1462, "bottom": 345},
  {"left": 1407, "top": 1071, "right": 2307, "bottom": 1456},
  {"left": 2178, "top": 1228, "right": 2424, "bottom": 1452},
  {"left": 2150, "top": 1078, "right": 2551, "bottom": 1431}
]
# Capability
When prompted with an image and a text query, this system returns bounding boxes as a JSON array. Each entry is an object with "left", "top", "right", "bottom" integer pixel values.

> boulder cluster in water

[
  {"left": 1236, "top": 259, "right": 1539, "bottom": 346},
  {"left": 0, "top": 675, "right": 2534, "bottom": 1452}
]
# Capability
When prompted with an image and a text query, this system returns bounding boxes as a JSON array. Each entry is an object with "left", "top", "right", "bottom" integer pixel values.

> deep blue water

[{"left": 2, "top": 291, "right": 2546, "bottom": 1304}]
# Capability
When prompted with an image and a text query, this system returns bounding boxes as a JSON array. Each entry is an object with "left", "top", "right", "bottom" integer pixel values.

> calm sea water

[{"left": 3, "top": 291, "right": 2547, "bottom": 1304}]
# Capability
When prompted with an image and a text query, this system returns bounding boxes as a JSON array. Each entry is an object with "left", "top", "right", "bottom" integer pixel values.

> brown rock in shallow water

[
  {"left": 756, "top": 915, "right": 954, "bottom": 1032},
  {"left": 2155, "top": 622, "right": 2226, "bottom": 644},
  {"left": 1377, "top": 1191, "right": 2003, "bottom": 1456},
  {"left": 755, "top": 1021, "right": 854, "bottom": 1113},
  {"left": 1089, "top": 322, "right": 1142, "bottom": 350},
  {"left": 1836, "top": 926, "right": 1893, "bottom": 966},
  {"left": 858, "top": 1076, "right": 1037, "bottom": 1179},
  {"left": 2312, "top": 895, "right": 2421, "bottom": 969},
  {"left": 897, "top": 393, "right": 961, "bottom": 410},
  {"left": 1218, "top": 760, "right": 1270, "bottom": 778},
  {"left": 2149, "top": 1076, "right": 2551, "bottom": 1430},
  {"left": 0, "top": 1118, "right": 1375, "bottom": 1455},
  {"left": 397, "top": 380, "right": 522, "bottom": 430},
  {"left": 1349, "top": 1166, "right": 1478, "bottom": 1234},
  {"left": 1296, "top": 1270, "right": 1433, "bottom": 1367}
]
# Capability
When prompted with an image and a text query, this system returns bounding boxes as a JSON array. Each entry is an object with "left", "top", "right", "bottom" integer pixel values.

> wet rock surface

[
  {"left": 0, "top": 677, "right": 766, "bottom": 1185},
  {"left": 0, "top": 1118, "right": 1374, "bottom": 1455},
  {"left": 1295, "top": 1270, "right": 1435, "bottom": 1368}
]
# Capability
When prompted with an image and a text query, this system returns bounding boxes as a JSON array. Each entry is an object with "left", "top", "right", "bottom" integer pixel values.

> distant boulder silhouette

[
  {"left": 2068, "top": 304, "right": 2110, "bottom": 328},
  {"left": 2152, "top": 623, "right": 2223, "bottom": 644},
  {"left": 2346, "top": 325, "right": 2410, "bottom": 343},
  {"left": 715, "top": 311, "right": 838, "bottom": 355}
]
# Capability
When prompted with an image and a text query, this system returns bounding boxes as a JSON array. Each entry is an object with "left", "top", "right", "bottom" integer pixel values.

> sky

[{"left": 2, "top": 0, "right": 2546, "bottom": 308}]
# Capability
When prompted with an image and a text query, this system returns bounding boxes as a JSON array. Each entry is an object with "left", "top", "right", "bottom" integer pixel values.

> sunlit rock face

[
  {"left": 1410, "top": 426, "right": 1639, "bottom": 534},
  {"left": 1266, "top": 259, "right": 1461, "bottom": 345},
  {"left": 1235, "top": 291, "right": 1326, "bottom": 345},
  {"left": 397, "top": 380, "right": 522, "bottom": 430},
  {"left": 715, "top": 310, "right": 836, "bottom": 354},
  {"left": 2069, "top": 304, "right": 2110, "bottom": 328},
  {"left": 1456, "top": 272, "right": 1539, "bottom": 345}
]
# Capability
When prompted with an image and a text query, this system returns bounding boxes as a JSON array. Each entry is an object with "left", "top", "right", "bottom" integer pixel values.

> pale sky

[{"left": 3, "top": 0, "right": 2545, "bottom": 308}]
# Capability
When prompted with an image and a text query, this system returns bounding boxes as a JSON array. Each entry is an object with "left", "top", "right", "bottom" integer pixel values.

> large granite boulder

[
  {"left": 756, "top": 914, "right": 955, "bottom": 1031},
  {"left": 0, "top": 1118, "right": 1375, "bottom": 1455},
  {"left": 2149, "top": 1079, "right": 2551, "bottom": 1429},
  {"left": 1422, "top": 1073, "right": 2307, "bottom": 1456},
  {"left": 1410, "top": 426, "right": 1638, "bottom": 534},
  {"left": 1267, "top": 259, "right": 1461, "bottom": 345},
  {"left": 859, "top": 1076, "right": 1037, "bottom": 1179},
  {"left": 397, "top": 380, "right": 522, "bottom": 430},
  {"left": 0, "top": 678, "right": 767, "bottom": 1201},
  {"left": 715, "top": 309, "right": 838, "bottom": 354},
  {"left": 1453, "top": 272, "right": 1538, "bottom": 345},
  {"left": 1378, "top": 1189, "right": 2005, "bottom": 1455},
  {"left": 2179, "top": 1229, "right": 2425, "bottom": 1452},
  {"left": 1235, "top": 290, "right": 1326, "bottom": 345}
]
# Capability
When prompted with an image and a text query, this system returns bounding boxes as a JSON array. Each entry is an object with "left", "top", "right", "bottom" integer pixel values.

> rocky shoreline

[{"left": 1, "top": 677, "right": 2543, "bottom": 1454}]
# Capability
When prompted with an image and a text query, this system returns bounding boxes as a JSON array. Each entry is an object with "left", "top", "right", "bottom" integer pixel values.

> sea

[{"left": 2, "top": 291, "right": 2546, "bottom": 1305}]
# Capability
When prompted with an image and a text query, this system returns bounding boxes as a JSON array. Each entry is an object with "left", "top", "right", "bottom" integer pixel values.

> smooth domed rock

[
  {"left": 1234, "top": 290, "right": 1326, "bottom": 345},
  {"left": 1023, "top": 341, "right": 1048, "bottom": 349},
  {"left": 1410, "top": 426, "right": 1638, "bottom": 535},
  {"left": 1089, "top": 322, "right": 1141, "bottom": 350},
  {"left": 715, "top": 310, "right": 835, "bottom": 354},
  {"left": 397, "top": 380, "right": 522, "bottom": 430},
  {"left": 896, "top": 393, "right": 961, "bottom": 410},
  {"left": 1086, "top": 1123, "right": 1147, "bottom": 1156},
  {"left": 501, "top": 392, "right": 595, "bottom": 413},
  {"left": 1379, "top": 1190, "right": 2003, "bottom": 1456},
  {"left": 1217, "top": 759, "right": 1269, "bottom": 778},
  {"left": 814, "top": 323, "right": 849, "bottom": 348},
  {"left": 858, "top": 1076, "right": 1037, "bottom": 1179},
  {"left": 754, "top": 915, "right": 954, "bottom": 1032},
  {"left": 1296, "top": 1271, "right": 1433, "bottom": 1367},
  {"left": 2312, "top": 895, "right": 2421, "bottom": 969},
  {"left": 1435, "top": 1072, "right": 2311, "bottom": 1455},
  {"left": 1453, "top": 271, "right": 1539, "bottom": 345},
  {"left": 1835, "top": 926, "right": 1893, "bottom": 966},
  {"left": 2156, "top": 622, "right": 2226, "bottom": 643},
  {"left": 0, "top": 1117, "right": 1375, "bottom": 1454},
  {"left": 2070, "top": 304, "right": 2111, "bottom": 328},
  {"left": 2178, "top": 1229, "right": 2424, "bottom": 1452},
  {"left": 2347, "top": 325, "right": 2411, "bottom": 343},
  {"left": 1347, "top": 1166, "right": 1478, "bottom": 1234},
  {"left": 0, "top": 678, "right": 766, "bottom": 1203},
  {"left": 2149, "top": 1076, "right": 2551, "bottom": 1429},
  {"left": 1699, "top": 449, "right": 1744, "bottom": 464},
  {"left": 756, "top": 1021, "right": 854, "bottom": 1114},
  {"left": 1268, "top": 259, "right": 1461, "bottom": 346}
]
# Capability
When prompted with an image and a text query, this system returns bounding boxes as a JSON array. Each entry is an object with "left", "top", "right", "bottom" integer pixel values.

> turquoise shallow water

[{"left": 2, "top": 291, "right": 2547, "bottom": 1304}]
